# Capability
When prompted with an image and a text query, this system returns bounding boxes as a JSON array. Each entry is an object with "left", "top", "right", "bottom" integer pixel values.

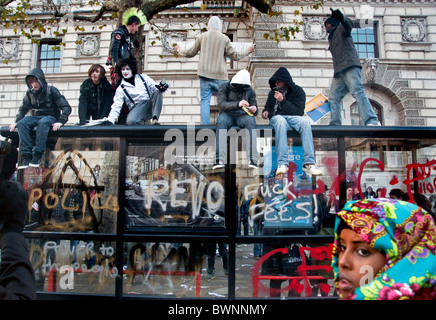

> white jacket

[{"left": 108, "top": 74, "right": 157, "bottom": 123}]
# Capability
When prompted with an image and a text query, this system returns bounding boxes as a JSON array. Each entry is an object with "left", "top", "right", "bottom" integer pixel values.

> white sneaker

[
  {"left": 276, "top": 164, "right": 288, "bottom": 174},
  {"left": 302, "top": 164, "right": 322, "bottom": 176},
  {"left": 248, "top": 160, "right": 258, "bottom": 169},
  {"left": 213, "top": 161, "right": 224, "bottom": 170},
  {"left": 366, "top": 121, "right": 381, "bottom": 126}
]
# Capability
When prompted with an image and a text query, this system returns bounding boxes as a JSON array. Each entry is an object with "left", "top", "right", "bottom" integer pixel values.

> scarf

[{"left": 332, "top": 198, "right": 436, "bottom": 300}]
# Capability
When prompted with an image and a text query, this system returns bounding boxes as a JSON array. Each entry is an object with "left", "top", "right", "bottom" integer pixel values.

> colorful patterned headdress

[{"left": 332, "top": 198, "right": 436, "bottom": 300}]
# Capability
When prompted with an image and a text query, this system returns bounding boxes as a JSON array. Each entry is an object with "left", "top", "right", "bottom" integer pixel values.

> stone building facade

[{"left": 0, "top": 0, "right": 435, "bottom": 127}]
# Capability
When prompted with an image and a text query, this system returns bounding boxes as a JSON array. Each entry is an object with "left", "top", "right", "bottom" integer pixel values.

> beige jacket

[{"left": 178, "top": 29, "right": 251, "bottom": 81}]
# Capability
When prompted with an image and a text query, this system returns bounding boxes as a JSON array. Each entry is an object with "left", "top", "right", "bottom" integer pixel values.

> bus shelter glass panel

[
  {"left": 344, "top": 138, "right": 436, "bottom": 207},
  {"left": 239, "top": 137, "right": 339, "bottom": 236},
  {"left": 23, "top": 137, "right": 120, "bottom": 234},
  {"left": 239, "top": 242, "right": 335, "bottom": 298},
  {"left": 29, "top": 238, "right": 117, "bottom": 294},
  {"left": 125, "top": 142, "right": 225, "bottom": 228},
  {"left": 123, "top": 242, "right": 228, "bottom": 298}
]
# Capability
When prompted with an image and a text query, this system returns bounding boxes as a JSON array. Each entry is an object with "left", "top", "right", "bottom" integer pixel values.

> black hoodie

[
  {"left": 326, "top": 15, "right": 361, "bottom": 76},
  {"left": 15, "top": 68, "right": 71, "bottom": 125},
  {"left": 263, "top": 67, "right": 306, "bottom": 119}
]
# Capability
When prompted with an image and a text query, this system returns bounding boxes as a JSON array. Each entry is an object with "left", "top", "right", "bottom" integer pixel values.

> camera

[{"left": 156, "top": 79, "right": 169, "bottom": 92}]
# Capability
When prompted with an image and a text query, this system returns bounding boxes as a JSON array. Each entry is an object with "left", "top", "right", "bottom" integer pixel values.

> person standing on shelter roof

[
  {"left": 324, "top": 8, "right": 380, "bottom": 126},
  {"left": 174, "top": 16, "right": 255, "bottom": 125},
  {"left": 107, "top": 8, "right": 147, "bottom": 90}
]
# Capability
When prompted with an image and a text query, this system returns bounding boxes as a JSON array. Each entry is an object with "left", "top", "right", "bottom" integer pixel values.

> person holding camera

[
  {"left": 105, "top": 58, "right": 168, "bottom": 125},
  {"left": 0, "top": 140, "right": 36, "bottom": 299},
  {"left": 262, "top": 67, "right": 322, "bottom": 176}
]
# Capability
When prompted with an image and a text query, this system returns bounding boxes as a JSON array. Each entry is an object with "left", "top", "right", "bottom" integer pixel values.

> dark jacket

[
  {"left": 217, "top": 83, "right": 258, "bottom": 117},
  {"left": 109, "top": 25, "right": 134, "bottom": 66},
  {"left": 263, "top": 67, "right": 306, "bottom": 119},
  {"left": 0, "top": 232, "right": 36, "bottom": 300},
  {"left": 78, "top": 77, "right": 113, "bottom": 124},
  {"left": 16, "top": 68, "right": 71, "bottom": 125},
  {"left": 327, "top": 16, "right": 362, "bottom": 76},
  {"left": 0, "top": 180, "right": 36, "bottom": 300}
]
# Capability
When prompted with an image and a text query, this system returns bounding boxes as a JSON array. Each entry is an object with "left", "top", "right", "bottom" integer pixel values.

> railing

[{"left": 1, "top": 124, "right": 435, "bottom": 300}]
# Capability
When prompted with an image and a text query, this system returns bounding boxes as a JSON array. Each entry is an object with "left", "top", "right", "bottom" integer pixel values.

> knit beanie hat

[{"left": 325, "top": 17, "right": 340, "bottom": 27}]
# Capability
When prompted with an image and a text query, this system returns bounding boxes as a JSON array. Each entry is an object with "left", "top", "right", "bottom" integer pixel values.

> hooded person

[
  {"left": 174, "top": 16, "right": 255, "bottom": 125},
  {"left": 324, "top": 8, "right": 380, "bottom": 126},
  {"left": 213, "top": 69, "right": 259, "bottom": 170},
  {"left": 261, "top": 67, "right": 322, "bottom": 176},
  {"left": 332, "top": 198, "right": 436, "bottom": 300},
  {"left": 9, "top": 68, "right": 71, "bottom": 169},
  {"left": 0, "top": 178, "right": 36, "bottom": 299}
]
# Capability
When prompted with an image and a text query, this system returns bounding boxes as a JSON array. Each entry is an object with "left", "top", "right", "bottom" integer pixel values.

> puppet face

[{"left": 121, "top": 65, "right": 133, "bottom": 79}]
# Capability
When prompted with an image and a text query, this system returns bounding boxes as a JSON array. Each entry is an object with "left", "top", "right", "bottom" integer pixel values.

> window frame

[
  {"left": 351, "top": 21, "right": 379, "bottom": 59},
  {"left": 37, "top": 39, "right": 62, "bottom": 74}
]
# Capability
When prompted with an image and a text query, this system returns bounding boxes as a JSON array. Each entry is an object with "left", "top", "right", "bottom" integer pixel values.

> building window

[
  {"left": 351, "top": 23, "right": 378, "bottom": 58},
  {"left": 37, "top": 41, "right": 61, "bottom": 73},
  {"left": 350, "top": 101, "right": 382, "bottom": 125}
]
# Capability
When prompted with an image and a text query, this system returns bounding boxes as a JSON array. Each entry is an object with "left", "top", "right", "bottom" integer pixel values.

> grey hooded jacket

[{"left": 16, "top": 68, "right": 71, "bottom": 124}]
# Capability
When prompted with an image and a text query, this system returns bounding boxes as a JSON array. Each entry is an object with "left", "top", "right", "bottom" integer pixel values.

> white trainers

[
  {"left": 367, "top": 121, "right": 381, "bottom": 126},
  {"left": 276, "top": 164, "right": 288, "bottom": 174},
  {"left": 213, "top": 161, "right": 224, "bottom": 170},
  {"left": 248, "top": 160, "right": 258, "bottom": 169},
  {"left": 302, "top": 164, "right": 322, "bottom": 176}
]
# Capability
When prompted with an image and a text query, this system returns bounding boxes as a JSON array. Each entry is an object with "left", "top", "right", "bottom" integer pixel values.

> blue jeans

[
  {"left": 329, "top": 66, "right": 379, "bottom": 125},
  {"left": 200, "top": 76, "right": 228, "bottom": 125},
  {"left": 270, "top": 114, "right": 315, "bottom": 166},
  {"left": 16, "top": 115, "right": 57, "bottom": 156},
  {"left": 253, "top": 219, "right": 262, "bottom": 257},
  {"left": 216, "top": 112, "right": 259, "bottom": 164}
]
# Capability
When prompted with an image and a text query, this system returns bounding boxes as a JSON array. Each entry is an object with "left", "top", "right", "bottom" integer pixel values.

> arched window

[{"left": 350, "top": 101, "right": 382, "bottom": 125}]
